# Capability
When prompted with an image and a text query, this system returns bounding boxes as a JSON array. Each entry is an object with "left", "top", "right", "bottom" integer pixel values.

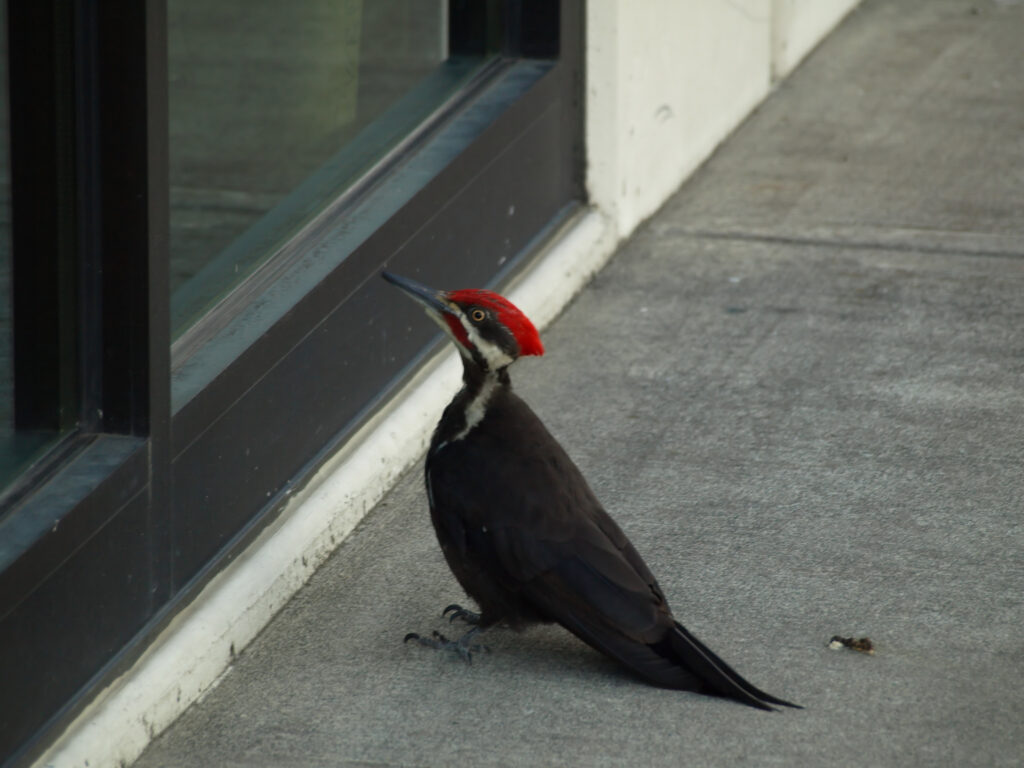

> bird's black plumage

[{"left": 383, "top": 271, "right": 799, "bottom": 711}]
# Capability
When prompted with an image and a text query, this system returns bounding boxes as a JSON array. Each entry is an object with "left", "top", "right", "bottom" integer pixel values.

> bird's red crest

[{"left": 448, "top": 289, "right": 544, "bottom": 357}]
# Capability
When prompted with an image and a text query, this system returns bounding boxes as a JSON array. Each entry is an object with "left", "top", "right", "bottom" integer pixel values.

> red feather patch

[
  {"left": 442, "top": 314, "right": 470, "bottom": 349},
  {"left": 448, "top": 289, "right": 544, "bottom": 357}
]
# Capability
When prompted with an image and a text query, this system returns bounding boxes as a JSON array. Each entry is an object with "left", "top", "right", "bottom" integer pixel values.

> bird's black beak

[{"left": 382, "top": 271, "right": 451, "bottom": 317}]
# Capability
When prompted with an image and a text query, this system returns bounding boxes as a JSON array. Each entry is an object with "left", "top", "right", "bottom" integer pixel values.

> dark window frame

[{"left": 0, "top": 1, "right": 582, "bottom": 764}]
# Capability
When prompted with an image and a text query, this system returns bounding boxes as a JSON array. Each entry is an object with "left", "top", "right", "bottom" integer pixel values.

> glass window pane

[
  {"left": 0, "top": 5, "right": 67, "bottom": 498},
  {"left": 169, "top": 0, "right": 490, "bottom": 336},
  {"left": 0, "top": 4, "right": 80, "bottom": 501}
]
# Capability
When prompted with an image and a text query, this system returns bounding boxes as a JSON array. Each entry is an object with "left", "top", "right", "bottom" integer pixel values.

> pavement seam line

[{"left": 667, "top": 227, "right": 1024, "bottom": 260}]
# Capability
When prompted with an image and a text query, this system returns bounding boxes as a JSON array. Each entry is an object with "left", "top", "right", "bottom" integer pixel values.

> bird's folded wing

[
  {"left": 493, "top": 526, "right": 702, "bottom": 688},
  {"left": 488, "top": 520, "right": 673, "bottom": 643},
  {"left": 428, "top": 435, "right": 672, "bottom": 642}
]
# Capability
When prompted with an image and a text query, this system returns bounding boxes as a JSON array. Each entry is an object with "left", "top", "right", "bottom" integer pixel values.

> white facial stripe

[
  {"left": 429, "top": 301, "right": 515, "bottom": 368},
  {"left": 463, "top": 319, "right": 514, "bottom": 371}
]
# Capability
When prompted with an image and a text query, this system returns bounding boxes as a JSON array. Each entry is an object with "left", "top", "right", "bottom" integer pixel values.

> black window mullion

[
  {"left": 449, "top": 0, "right": 501, "bottom": 57},
  {"left": 144, "top": 0, "right": 173, "bottom": 607},
  {"left": 75, "top": 0, "right": 171, "bottom": 605},
  {"left": 77, "top": 0, "right": 170, "bottom": 441}
]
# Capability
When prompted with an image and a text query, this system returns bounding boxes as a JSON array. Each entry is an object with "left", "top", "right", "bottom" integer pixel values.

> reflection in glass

[
  {"left": 0, "top": 3, "right": 12, "bottom": 490},
  {"left": 0, "top": 6, "right": 78, "bottom": 501},
  {"left": 169, "top": 0, "right": 482, "bottom": 336}
]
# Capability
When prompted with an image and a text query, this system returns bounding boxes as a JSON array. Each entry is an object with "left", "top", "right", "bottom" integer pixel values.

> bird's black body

[{"left": 383, "top": 271, "right": 799, "bottom": 711}]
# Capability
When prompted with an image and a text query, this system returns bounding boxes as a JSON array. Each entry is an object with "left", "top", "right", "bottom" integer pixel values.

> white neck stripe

[
  {"left": 463, "top": 320, "right": 514, "bottom": 371},
  {"left": 451, "top": 375, "right": 498, "bottom": 443}
]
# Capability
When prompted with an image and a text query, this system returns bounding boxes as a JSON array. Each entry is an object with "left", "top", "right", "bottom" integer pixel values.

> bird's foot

[
  {"left": 442, "top": 603, "right": 481, "bottom": 625},
  {"left": 403, "top": 627, "right": 489, "bottom": 663}
]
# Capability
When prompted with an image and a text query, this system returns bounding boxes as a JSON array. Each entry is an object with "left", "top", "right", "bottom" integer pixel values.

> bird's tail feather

[{"left": 669, "top": 622, "right": 801, "bottom": 710}]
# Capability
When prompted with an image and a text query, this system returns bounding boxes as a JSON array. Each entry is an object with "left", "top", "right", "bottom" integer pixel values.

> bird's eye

[{"left": 470, "top": 309, "right": 486, "bottom": 323}]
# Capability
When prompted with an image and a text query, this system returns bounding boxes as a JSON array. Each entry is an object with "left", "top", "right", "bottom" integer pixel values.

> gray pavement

[{"left": 136, "top": 1, "right": 1024, "bottom": 765}]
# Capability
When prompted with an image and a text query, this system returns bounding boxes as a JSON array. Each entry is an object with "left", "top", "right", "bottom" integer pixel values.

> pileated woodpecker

[{"left": 382, "top": 271, "right": 799, "bottom": 711}]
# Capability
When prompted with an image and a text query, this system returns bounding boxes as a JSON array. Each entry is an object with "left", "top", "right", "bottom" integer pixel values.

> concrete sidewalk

[{"left": 136, "top": 1, "right": 1024, "bottom": 765}]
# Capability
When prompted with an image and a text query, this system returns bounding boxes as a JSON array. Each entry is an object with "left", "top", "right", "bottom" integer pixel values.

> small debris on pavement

[{"left": 828, "top": 635, "right": 875, "bottom": 654}]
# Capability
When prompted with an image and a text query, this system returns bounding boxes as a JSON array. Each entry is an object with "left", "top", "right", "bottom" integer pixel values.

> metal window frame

[{"left": 0, "top": 1, "right": 582, "bottom": 764}]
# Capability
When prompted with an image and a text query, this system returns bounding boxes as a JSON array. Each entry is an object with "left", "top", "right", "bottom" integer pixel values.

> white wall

[
  {"left": 586, "top": 0, "right": 861, "bottom": 241},
  {"left": 773, "top": 0, "right": 862, "bottom": 79}
]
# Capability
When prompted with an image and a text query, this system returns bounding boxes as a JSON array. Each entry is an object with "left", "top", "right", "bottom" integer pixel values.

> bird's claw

[
  {"left": 442, "top": 603, "right": 482, "bottom": 625},
  {"left": 403, "top": 628, "right": 489, "bottom": 662}
]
